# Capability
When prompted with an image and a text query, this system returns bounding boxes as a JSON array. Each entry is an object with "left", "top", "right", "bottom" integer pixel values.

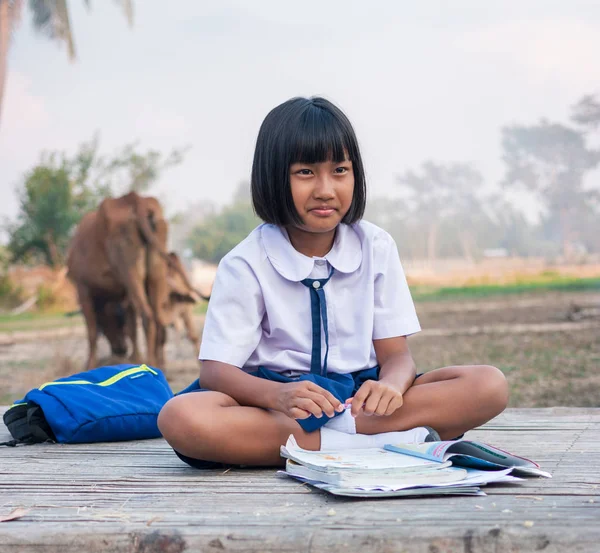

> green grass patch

[
  {"left": 0, "top": 312, "right": 83, "bottom": 333},
  {"left": 193, "top": 302, "right": 209, "bottom": 315},
  {"left": 0, "top": 301, "right": 208, "bottom": 333},
  {"left": 411, "top": 276, "right": 600, "bottom": 302}
]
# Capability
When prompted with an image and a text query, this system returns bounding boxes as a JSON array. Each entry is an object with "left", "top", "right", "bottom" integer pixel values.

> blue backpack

[{"left": 1, "top": 364, "right": 173, "bottom": 446}]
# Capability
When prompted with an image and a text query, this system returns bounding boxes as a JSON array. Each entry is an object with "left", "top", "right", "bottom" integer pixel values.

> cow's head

[
  {"left": 96, "top": 300, "right": 128, "bottom": 357},
  {"left": 166, "top": 252, "right": 201, "bottom": 305}
]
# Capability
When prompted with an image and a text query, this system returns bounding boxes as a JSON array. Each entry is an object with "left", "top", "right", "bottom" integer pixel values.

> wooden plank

[{"left": 1, "top": 408, "right": 599, "bottom": 553}]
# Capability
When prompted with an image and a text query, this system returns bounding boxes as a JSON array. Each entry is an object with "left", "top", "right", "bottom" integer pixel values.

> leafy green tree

[
  {"left": 100, "top": 142, "right": 188, "bottom": 193},
  {"left": 6, "top": 135, "right": 186, "bottom": 265},
  {"left": 501, "top": 118, "right": 600, "bottom": 258},
  {"left": 9, "top": 165, "right": 74, "bottom": 266},
  {"left": 7, "top": 151, "right": 105, "bottom": 266},
  {"left": 187, "top": 182, "right": 260, "bottom": 263}
]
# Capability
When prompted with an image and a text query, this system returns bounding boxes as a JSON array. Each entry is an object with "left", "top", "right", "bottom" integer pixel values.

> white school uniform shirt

[{"left": 199, "top": 220, "right": 421, "bottom": 376}]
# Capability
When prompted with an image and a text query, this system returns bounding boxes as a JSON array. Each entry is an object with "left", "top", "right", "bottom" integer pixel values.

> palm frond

[
  {"left": 29, "top": 0, "right": 76, "bottom": 60},
  {"left": 113, "top": 0, "right": 133, "bottom": 27},
  {"left": 54, "top": 0, "right": 75, "bottom": 60},
  {"left": 29, "top": 0, "right": 55, "bottom": 38}
]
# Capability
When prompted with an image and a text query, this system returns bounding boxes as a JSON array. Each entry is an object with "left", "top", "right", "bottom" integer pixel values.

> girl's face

[{"left": 288, "top": 157, "right": 354, "bottom": 235}]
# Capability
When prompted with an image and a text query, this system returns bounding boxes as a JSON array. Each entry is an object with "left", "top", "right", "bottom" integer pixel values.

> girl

[{"left": 158, "top": 96, "right": 509, "bottom": 468}]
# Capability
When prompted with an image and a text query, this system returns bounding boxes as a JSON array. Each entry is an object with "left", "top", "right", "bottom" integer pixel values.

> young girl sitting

[{"left": 158, "top": 96, "right": 509, "bottom": 468}]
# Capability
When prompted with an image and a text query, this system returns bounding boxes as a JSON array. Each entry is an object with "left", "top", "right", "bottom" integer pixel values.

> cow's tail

[
  {"left": 134, "top": 199, "right": 210, "bottom": 302},
  {"left": 133, "top": 198, "right": 171, "bottom": 263}
]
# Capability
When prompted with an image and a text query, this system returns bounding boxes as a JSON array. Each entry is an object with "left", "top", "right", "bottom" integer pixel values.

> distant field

[
  {"left": 0, "top": 312, "right": 84, "bottom": 333},
  {"left": 1, "top": 287, "right": 598, "bottom": 409},
  {"left": 0, "top": 302, "right": 209, "bottom": 334},
  {"left": 411, "top": 276, "right": 600, "bottom": 301},
  {"left": 1, "top": 275, "right": 597, "bottom": 330}
]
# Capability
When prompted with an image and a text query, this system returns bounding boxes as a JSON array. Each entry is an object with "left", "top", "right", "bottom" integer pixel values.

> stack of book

[{"left": 280, "top": 436, "right": 550, "bottom": 497}]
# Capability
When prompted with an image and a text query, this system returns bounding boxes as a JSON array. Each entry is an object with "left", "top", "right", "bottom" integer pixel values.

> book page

[
  {"left": 383, "top": 441, "right": 459, "bottom": 462},
  {"left": 384, "top": 441, "right": 551, "bottom": 477},
  {"left": 281, "top": 435, "right": 447, "bottom": 472}
]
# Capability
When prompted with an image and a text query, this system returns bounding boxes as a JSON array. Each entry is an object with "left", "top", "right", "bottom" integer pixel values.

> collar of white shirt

[{"left": 260, "top": 223, "right": 362, "bottom": 282}]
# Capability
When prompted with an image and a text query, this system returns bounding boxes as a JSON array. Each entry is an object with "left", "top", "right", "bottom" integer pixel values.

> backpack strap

[{"left": 1, "top": 403, "right": 56, "bottom": 446}]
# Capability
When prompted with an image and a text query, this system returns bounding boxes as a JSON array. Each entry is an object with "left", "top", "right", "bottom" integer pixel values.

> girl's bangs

[{"left": 291, "top": 108, "right": 353, "bottom": 165}]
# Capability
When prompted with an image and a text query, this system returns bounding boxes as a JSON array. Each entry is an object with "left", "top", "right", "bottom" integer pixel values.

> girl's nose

[{"left": 314, "top": 176, "right": 335, "bottom": 199}]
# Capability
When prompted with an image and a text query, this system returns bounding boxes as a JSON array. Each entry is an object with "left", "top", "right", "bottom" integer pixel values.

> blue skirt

[{"left": 173, "top": 366, "right": 385, "bottom": 469}]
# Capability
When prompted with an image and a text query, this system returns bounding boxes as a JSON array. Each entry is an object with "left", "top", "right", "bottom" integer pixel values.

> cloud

[
  {"left": 0, "top": 71, "right": 49, "bottom": 133},
  {"left": 456, "top": 18, "right": 600, "bottom": 93},
  {"left": 0, "top": 72, "right": 53, "bottom": 228},
  {"left": 132, "top": 102, "right": 190, "bottom": 140}
]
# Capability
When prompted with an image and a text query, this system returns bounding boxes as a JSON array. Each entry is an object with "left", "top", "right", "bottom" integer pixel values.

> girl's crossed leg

[{"left": 158, "top": 364, "right": 508, "bottom": 467}]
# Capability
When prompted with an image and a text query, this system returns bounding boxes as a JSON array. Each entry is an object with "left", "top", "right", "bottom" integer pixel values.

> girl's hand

[
  {"left": 272, "top": 381, "right": 344, "bottom": 420},
  {"left": 348, "top": 380, "right": 404, "bottom": 418}
]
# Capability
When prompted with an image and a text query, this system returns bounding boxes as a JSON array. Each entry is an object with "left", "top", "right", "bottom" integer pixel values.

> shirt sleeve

[
  {"left": 372, "top": 232, "right": 421, "bottom": 340},
  {"left": 199, "top": 254, "right": 265, "bottom": 367}
]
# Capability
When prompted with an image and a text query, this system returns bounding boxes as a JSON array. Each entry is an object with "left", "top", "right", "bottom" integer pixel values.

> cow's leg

[
  {"left": 155, "top": 324, "right": 167, "bottom": 367},
  {"left": 125, "top": 304, "right": 142, "bottom": 363},
  {"left": 182, "top": 306, "right": 200, "bottom": 350},
  {"left": 113, "top": 242, "right": 157, "bottom": 366},
  {"left": 115, "top": 260, "right": 155, "bottom": 366},
  {"left": 107, "top": 235, "right": 158, "bottom": 366},
  {"left": 77, "top": 285, "right": 99, "bottom": 370},
  {"left": 125, "top": 283, "right": 156, "bottom": 366},
  {"left": 144, "top": 219, "right": 170, "bottom": 368}
]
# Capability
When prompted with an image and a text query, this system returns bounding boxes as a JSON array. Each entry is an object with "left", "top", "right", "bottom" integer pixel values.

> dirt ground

[{"left": 0, "top": 290, "right": 598, "bottom": 407}]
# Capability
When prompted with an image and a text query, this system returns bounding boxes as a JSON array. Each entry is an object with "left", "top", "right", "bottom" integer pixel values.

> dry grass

[
  {"left": 410, "top": 326, "right": 599, "bottom": 407},
  {"left": 0, "top": 290, "right": 598, "bottom": 408},
  {"left": 410, "top": 290, "right": 600, "bottom": 407}
]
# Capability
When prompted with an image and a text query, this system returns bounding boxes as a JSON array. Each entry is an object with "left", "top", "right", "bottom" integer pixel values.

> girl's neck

[{"left": 285, "top": 226, "right": 337, "bottom": 258}]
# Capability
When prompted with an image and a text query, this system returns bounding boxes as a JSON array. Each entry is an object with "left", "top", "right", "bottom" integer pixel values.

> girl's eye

[
  {"left": 335, "top": 166, "right": 349, "bottom": 174},
  {"left": 297, "top": 169, "right": 313, "bottom": 175}
]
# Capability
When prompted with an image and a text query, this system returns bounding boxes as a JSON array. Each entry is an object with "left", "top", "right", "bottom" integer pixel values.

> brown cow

[
  {"left": 164, "top": 252, "right": 204, "bottom": 349},
  {"left": 67, "top": 192, "right": 196, "bottom": 370},
  {"left": 125, "top": 252, "right": 204, "bottom": 361}
]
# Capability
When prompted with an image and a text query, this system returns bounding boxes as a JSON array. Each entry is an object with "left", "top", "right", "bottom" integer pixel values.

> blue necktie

[{"left": 301, "top": 267, "right": 335, "bottom": 376}]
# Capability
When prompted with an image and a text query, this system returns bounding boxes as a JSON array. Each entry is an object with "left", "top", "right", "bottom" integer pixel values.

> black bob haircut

[{"left": 251, "top": 96, "right": 367, "bottom": 226}]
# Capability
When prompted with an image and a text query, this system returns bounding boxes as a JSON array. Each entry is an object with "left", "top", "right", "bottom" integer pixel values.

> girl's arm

[
  {"left": 201, "top": 360, "right": 342, "bottom": 419},
  {"left": 201, "top": 360, "right": 283, "bottom": 410},
  {"left": 375, "top": 335, "right": 417, "bottom": 394},
  {"left": 348, "top": 336, "right": 416, "bottom": 417}
]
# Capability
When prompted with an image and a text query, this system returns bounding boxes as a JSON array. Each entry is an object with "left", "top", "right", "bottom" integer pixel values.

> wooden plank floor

[{"left": 1, "top": 407, "right": 599, "bottom": 553}]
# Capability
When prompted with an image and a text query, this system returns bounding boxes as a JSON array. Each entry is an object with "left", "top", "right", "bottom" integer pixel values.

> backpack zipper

[
  {"left": 38, "top": 364, "right": 158, "bottom": 391},
  {"left": 6, "top": 365, "right": 159, "bottom": 410}
]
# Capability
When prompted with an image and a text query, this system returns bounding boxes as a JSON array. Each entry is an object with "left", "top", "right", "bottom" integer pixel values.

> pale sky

[{"left": 2, "top": 0, "right": 600, "bottom": 235}]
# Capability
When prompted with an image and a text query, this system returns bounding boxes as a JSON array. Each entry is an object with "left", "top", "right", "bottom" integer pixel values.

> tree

[
  {"left": 187, "top": 182, "right": 260, "bottom": 263},
  {"left": 101, "top": 142, "right": 189, "bottom": 194},
  {"left": 0, "top": 0, "right": 133, "bottom": 124},
  {"left": 478, "top": 195, "right": 549, "bottom": 257},
  {"left": 6, "top": 143, "right": 110, "bottom": 266},
  {"left": 396, "top": 162, "right": 489, "bottom": 265},
  {"left": 501, "top": 118, "right": 600, "bottom": 259},
  {"left": 8, "top": 165, "right": 79, "bottom": 266},
  {"left": 6, "top": 136, "right": 186, "bottom": 265},
  {"left": 364, "top": 196, "right": 419, "bottom": 258},
  {"left": 571, "top": 93, "right": 600, "bottom": 131}
]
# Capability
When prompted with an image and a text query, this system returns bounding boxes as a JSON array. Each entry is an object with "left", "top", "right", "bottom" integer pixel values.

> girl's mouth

[{"left": 310, "top": 208, "right": 336, "bottom": 217}]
